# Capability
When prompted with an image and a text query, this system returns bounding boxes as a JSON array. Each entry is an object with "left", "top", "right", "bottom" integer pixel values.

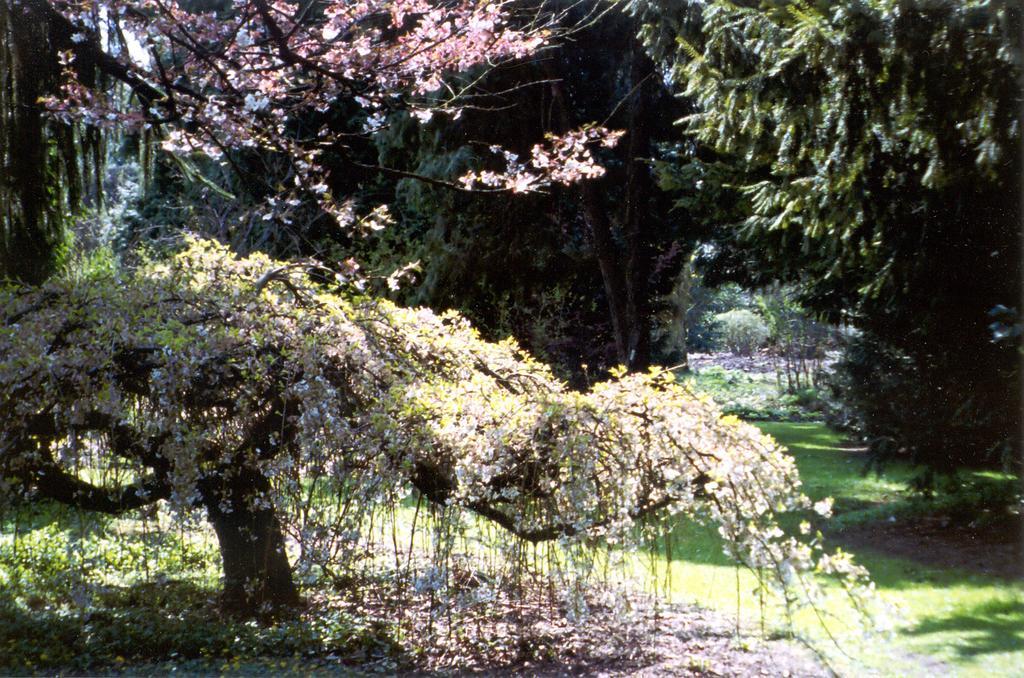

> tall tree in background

[
  {"left": 551, "top": 12, "right": 664, "bottom": 371},
  {"left": 0, "top": 0, "right": 104, "bottom": 283},
  {"left": 634, "top": 0, "right": 1021, "bottom": 475},
  {"left": 367, "top": 4, "right": 698, "bottom": 377}
]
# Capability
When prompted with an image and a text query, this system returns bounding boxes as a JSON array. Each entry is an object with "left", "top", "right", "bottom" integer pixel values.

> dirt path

[{"left": 399, "top": 592, "right": 830, "bottom": 677}]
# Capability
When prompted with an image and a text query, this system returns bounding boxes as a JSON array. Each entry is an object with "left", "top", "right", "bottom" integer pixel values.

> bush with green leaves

[
  {"left": 712, "top": 309, "right": 769, "bottom": 355},
  {"left": 669, "top": 278, "right": 757, "bottom": 354},
  {"left": 1, "top": 238, "right": 873, "bottom": 621}
]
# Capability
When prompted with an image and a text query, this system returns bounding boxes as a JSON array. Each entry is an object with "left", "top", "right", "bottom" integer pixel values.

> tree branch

[
  {"left": 19, "top": 0, "right": 183, "bottom": 109},
  {"left": 32, "top": 462, "right": 170, "bottom": 513},
  {"left": 7, "top": 436, "right": 170, "bottom": 514}
]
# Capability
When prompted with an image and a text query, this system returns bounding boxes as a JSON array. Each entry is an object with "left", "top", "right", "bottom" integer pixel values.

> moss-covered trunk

[{"left": 1, "top": 0, "right": 61, "bottom": 283}]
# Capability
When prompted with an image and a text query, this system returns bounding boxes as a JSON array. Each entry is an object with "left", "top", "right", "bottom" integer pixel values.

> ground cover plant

[{"left": 678, "top": 365, "right": 827, "bottom": 422}]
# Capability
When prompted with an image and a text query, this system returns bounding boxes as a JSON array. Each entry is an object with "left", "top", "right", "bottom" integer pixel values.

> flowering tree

[
  {"left": 1, "top": 239, "right": 872, "bottom": 617},
  {"left": 2, "top": 0, "right": 876, "bottom": 625},
  {"left": 15, "top": 0, "right": 618, "bottom": 227}
]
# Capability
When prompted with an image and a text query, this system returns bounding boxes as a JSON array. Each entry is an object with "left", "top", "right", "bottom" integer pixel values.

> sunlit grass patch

[{"left": 616, "top": 421, "right": 1024, "bottom": 677}]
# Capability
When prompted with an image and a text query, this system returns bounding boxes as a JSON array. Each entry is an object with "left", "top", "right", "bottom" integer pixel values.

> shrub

[
  {"left": 0, "top": 238, "right": 874, "bottom": 620},
  {"left": 825, "top": 331, "right": 1019, "bottom": 484},
  {"left": 713, "top": 309, "right": 769, "bottom": 355}
]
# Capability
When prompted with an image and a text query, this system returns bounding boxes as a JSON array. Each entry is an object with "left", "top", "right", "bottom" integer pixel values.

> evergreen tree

[{"left": 635, "top": 0, "right": 1022, "bottom": 474}]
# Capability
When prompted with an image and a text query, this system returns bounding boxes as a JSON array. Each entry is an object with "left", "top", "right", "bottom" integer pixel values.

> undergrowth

[{"left": 679, "top": 365, "right": 827, "bottom": 422}]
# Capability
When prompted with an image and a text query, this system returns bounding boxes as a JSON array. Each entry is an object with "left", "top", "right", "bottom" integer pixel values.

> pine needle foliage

[{"left": 632, "top": 0, "right": 1021, "bottom": 474}]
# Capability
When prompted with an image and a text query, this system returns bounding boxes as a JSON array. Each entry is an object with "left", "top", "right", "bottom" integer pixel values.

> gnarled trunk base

[{"left": 204, "top": 471, "right": 300, "bottom": 616}]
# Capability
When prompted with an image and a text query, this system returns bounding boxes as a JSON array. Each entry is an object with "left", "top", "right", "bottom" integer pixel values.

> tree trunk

[
  {"left": 202, "top": 468, "right": 300, "bottom": 615},
  {"left": 2, "top": 0, "right": 61, "bottom": 284},
  {"left": 546, "top": 32, "right": 658, "bottom": 373},
  {"left": 580, "top": 182, "right": 633, "bottom": 366},
  {"left": 619, "top": 43, "right": 658, "bottom": 372}
]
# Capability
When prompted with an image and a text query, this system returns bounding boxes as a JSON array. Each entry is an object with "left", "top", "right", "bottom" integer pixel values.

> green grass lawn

[{"left": 620, "top": 421, "right": 1024, "bottom": 677}]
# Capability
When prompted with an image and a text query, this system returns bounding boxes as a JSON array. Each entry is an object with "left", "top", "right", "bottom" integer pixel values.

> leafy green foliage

[
  {"left": 635, "top": 0, "right": 1022, "bottom": 475},
  {"left": 682, "top": 366, "right": 825, "bottom": 422},
  {"left": 0, "top": 509, "right": 390, "bottom": 674}
]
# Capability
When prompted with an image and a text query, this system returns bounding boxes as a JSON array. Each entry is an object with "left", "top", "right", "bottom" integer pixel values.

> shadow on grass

[
  {"left": 905, "top": 597, "right": 1024, "bottom": 658},
  {"left": 0, "top": 580, "right": 399, "bottom": 674}
]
